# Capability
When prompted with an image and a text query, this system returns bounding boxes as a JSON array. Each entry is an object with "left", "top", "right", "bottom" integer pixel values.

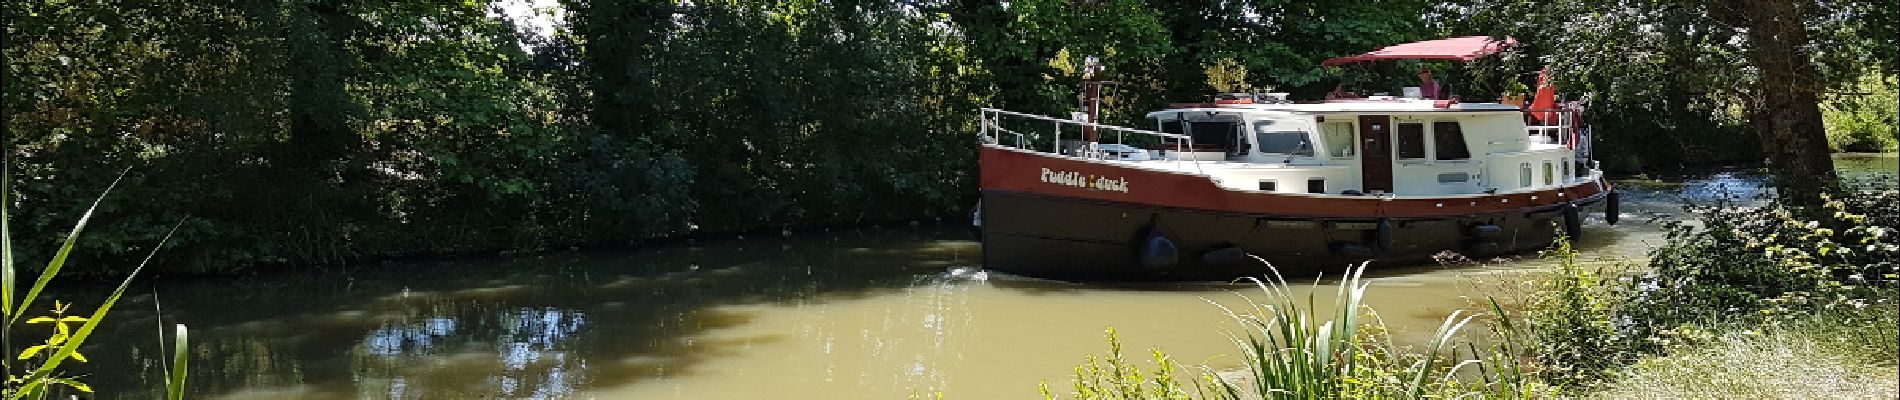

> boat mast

[{"left": 1079, "top": 56, "right": 1110, "bottom": 143}]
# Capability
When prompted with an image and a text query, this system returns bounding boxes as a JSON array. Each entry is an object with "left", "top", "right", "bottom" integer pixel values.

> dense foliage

[
  {"left": 1625, "top": 180, "right": 1898, "bottom": 333},
  {"left": 4, "top": 0, "right": 1894, "bottom": 273},
  {"left": 1824, "top": 74, "right": 1900, "bottom": 152},
  {"left": 1436, "top": 0, "right": 1897, "bottom": 175},
  {"left": 1518, "top": 179, "right": 1900, "bottom": 390},
  {"left": 0, "top": 0, "right": 1434, "bottom": 273}
]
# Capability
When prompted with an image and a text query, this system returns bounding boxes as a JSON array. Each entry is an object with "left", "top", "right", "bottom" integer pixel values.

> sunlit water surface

[{"left": 55, "top": 155, "right": 1895, "bottom": 399}]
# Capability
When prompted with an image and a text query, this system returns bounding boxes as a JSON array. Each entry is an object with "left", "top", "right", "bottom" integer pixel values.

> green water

[{"left": 46, "top": 154, "right": 1896, "bottom": 399}]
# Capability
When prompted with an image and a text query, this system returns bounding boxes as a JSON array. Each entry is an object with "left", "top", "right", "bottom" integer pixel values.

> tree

[
  {"left": 1441, "top": 0, "right": 1891, "bottom": 201},
  {"left": 1708, "top": 0, "right": 1835, "bottom": 201}
]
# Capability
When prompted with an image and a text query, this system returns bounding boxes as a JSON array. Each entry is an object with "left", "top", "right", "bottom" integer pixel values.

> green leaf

[
  {"left": 12, "top": 169, "right": 128, "bottom": 324},
  {"left": 3, "top": 155, "right": 14, "bottom": 319},
  {"left": 24, "top": 316, "right": 54, "bottom": 324},
  {"left": 9, "top": 220, "right": 179, "bottom": 400},
  {"left": 50, "top": 378, "right": 91, "bottom": 393},
  {"left": 17, "top": 344, "right": 46, "bottom": 360},
  {"left": 168, "top": 324, "right": 189, "bottom": 400}
]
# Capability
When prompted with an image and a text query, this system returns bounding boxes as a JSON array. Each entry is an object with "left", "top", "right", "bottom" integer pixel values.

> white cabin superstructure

[{"left": 1051, "top": 98, "right": 1589, "bottom": 198}]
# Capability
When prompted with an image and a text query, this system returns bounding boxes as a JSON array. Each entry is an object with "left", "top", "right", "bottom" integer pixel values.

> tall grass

[
  {"left": 0, "top": 164, "right": 189, "bottom": 399},
  {"left": 1586, "top": 309, "right": 1899, "bottom": 399},
  {"left": 1048, "top": 260, "right": 1551, "bottom": 399}
]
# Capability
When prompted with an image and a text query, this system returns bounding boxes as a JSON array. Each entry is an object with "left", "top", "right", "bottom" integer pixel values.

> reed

[
  {"left": 1051, "top": 259, "right": 1550, "bottom": 399},
  {"left": 1206, "top": 259, "right": 1494, "bottom": 399},
  {"left": 0, "top": 163, "right": 189, "bottom": 399}
]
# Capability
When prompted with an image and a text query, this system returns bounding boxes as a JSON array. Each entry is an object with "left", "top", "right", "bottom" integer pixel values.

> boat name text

[{"left": 1041, "top": 168, "right": 1130, "bottom": 193}]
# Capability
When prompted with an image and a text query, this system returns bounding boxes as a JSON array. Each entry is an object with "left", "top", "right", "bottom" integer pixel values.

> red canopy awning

[{"left": 1321, "top": 36, "right": 1517, "bottom": 66}]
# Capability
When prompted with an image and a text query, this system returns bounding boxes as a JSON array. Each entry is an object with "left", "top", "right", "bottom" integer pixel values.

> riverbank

[
  {"left": 1570, "top": 176, "right": 1899, "bottom": 398},
  {"left": 25, "top": 155, "right": 1887, "bottom": 398},
  {"left": 1587, "top": 310, "right": 1897, "bottom": 399},
  {"left": 1047, "top": 174, "right": 1899, "bottom": 399}
]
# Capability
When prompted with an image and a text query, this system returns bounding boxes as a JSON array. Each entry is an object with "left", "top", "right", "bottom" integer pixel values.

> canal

[{"left": 59, "top": 154, "right": 1897, "bottom": 398}]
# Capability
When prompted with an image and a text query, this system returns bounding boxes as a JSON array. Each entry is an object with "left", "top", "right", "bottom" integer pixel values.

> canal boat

[{"left": 974, "top": 37, "right": 1620, "bottom": 281}]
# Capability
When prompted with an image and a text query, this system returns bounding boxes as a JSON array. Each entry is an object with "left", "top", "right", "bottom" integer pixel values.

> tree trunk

[
  {"left": 285, "top": 1, "right": 360, "bottom": 173},
  {"left": 1726, "top": 0, "right": 1837, "bottom": 205}
]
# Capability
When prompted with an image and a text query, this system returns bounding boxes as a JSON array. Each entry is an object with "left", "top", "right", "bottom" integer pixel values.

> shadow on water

[
  {"left": 46, "top": 154, "right": 1892, "bottom": 399},
  {"left": 55, "top": 226, "right": 981, "bottom": 399}
]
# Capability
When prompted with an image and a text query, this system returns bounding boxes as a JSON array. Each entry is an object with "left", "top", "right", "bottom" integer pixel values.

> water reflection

[
  {"left": 55, "top": 155, "right": 1893, "bottom": 399},
  {"left": 63, "top": 229, "right": 980, "bottom": 399}
]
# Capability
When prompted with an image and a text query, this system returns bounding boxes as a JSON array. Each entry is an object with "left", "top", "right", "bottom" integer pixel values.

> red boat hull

[{"left": 977, "top": 145, "right": 1612, "bottom": 281}]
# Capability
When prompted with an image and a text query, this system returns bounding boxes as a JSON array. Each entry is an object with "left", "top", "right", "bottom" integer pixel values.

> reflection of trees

[
  {"left": 213, "top": 337, "right": 308, "bottom": 397},
  {"left": 347, "top": 308, "right": 587, "bottom": 399},
  {"left": 68, "top": 228, "right": 976, "bottom": 399}
]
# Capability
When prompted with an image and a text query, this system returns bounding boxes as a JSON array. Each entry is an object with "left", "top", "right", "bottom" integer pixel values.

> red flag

[{"left": 1529, "top": 67, "right": 1558, "bottom": 124}]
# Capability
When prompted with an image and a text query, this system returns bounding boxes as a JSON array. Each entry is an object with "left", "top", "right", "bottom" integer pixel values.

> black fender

[
  {"left": 1376, "top": 218, "right": 1394, "bottom": 251},
  {"left": 1467, "top": 240, "right": 1502, "bottom": 256},
  {"left": 1137, "top": 228, "right": 1180, "bottom": 271},
  {"left": 969, "top": 199, "right": 984, "bottom": 239},
  {"left": 1199, "top": 245, "right": 1248, "bottom": 267},
  {"left": 1562, "top": 203, "right": 1583, "bottom": 240},
  {"left": 1467, "top": 223, "right": 1504, "bottom": 241},
  {"left": 1333, "top": 242, "right": 1375, "bottom": 258},
  {"left": 1604, "top": 190, "right": 1621, "bottom": 226}
]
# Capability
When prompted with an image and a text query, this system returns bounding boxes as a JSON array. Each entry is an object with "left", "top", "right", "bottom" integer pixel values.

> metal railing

[
  {"left": 979, "top": 108, "right": 1196, "bottom": 169},
  {"left": 1522, "top": 104, "right": 1596, "bottom": 177},
  {"left": 1522, "top": 106, "right": 1581, "bottom": 148}
]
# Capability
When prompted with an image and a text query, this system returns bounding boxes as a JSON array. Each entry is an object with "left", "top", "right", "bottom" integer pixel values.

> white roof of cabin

[{"left": 1148, "top": 99, "right": 1520, "bottom": 118}]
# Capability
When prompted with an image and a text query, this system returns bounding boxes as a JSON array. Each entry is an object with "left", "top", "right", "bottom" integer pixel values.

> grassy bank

[
  {"left": 1588, "top": 310, "right": 1897, "bottom": 399},
  {"left": 1044, "top": 179, "right": 1899, "bottom": 399}
]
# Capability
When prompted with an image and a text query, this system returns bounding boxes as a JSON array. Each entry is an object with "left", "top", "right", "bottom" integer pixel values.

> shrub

[
  {"left": 1039, "top": 327, "right": 1224, "bottom": 400},
  {"left": 1521, "top": 238, "right": 1629, "bottom": 386},
  {"left": 1822, "top": 74, "right": 1900, "bottom": 152},
  {"left": 1624, "top": 180, "right": 1899, "bottom": 343}
]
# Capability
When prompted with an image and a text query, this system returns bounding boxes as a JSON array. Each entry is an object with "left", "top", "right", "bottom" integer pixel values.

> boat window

[
  {"left": 1543, "top": 161, "right": 1555, "bottom": 186},
  {"left": 1562, "top": 158, "right": 1572, "bottom": 178},
  {"left": 1519, "top": 163, "right": 1532, "bottom": 188},
  {"left": 1320, "top": 122, "right": 1355, "bottom": 158},
  {"left": 1253, "top": 121, "right": 1314, "bottom": 156},
  {"left": 1432, "top": 121, "right": 1471, "bottom": 160},
  {"left": 1258, "top": 180, "right": 1277, "bottom": 191},
  {"left": 1189, "top": 121, "right": 1240, "bottom": 153},
  {"left": 1307, "top": 178, "right": 1326, "bottom": 194},
  {"left": 1396, "top": 122, "right": 1427, "bottom": 160}
]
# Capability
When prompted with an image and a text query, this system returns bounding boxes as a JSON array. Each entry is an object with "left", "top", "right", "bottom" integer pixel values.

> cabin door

[{"left": 1357, "top": 115, "right": 1394, "bottom": 193}]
